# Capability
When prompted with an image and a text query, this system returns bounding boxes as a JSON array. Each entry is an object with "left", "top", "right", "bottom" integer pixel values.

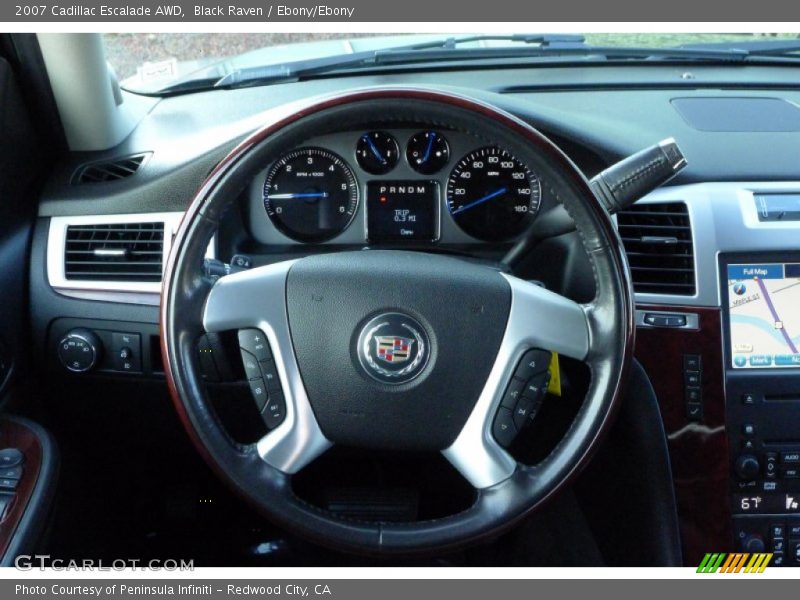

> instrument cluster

[{"left": 251, "top": 128, "right": 545, "bottom": 246}]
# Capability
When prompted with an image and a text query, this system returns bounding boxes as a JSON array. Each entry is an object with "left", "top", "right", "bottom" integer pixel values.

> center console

[{"left": 722, "top": 252, "right": 800, "bottom": 566}]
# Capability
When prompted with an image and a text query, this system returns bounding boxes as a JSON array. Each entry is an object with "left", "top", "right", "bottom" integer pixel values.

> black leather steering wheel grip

[{"left": 161, "top": 88, "right": 634, "bottom": 555}]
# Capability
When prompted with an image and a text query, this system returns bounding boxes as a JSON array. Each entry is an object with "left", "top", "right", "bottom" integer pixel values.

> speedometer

[
  {"left": 263, "top": 148, "right": 359, "bottom": 243},
  {"left": 446, "top": 147, "right": 541, "bottom": 242}
]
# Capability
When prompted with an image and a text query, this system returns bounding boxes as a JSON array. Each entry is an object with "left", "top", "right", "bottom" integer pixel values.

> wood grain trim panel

[{"left": 635, "top": 304, "right": 731, "bottom": 566}]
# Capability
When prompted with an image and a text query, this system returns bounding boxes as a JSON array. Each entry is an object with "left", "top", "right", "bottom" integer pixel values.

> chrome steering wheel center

[{"left": 356, "top": 312, "right": 430, "bottom": 384}]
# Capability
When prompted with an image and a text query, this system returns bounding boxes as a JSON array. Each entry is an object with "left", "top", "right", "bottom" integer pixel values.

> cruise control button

[
  {"left": 238, "top": 329, "right": 271, "bottom": 362},
  {"left": 262, "top": 392, "right": 286, "bottom": 429},
  {"left": 240, "top": 349, "right": 262, "bottom": 381},
  {"left": 492, "top": 408, "right": 517, "bottom": 448},
  {"left": 500, "top": 378, "right": 526, "bottom": 409},
  {"left": 514, "top": 349, "right": 551, "bottom": 380},
  {"left": 248, "top": 378, "right": 268, "bottom": 411},
  {"left": 259, "top": 360, "right": 281, "bottom": 391}
]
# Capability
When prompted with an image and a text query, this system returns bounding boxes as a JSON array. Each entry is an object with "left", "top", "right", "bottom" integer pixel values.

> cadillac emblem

[{"left": 357, "top": 313, "right": 429, "bottom": 384}]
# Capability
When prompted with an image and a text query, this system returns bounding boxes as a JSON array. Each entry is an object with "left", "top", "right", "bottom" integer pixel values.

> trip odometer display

[
  {"left": 446, "top": 147, "right": 541, "bottom": 242},
  {"left": 264, "top": 148, "right": 359, "bottom": 242}
]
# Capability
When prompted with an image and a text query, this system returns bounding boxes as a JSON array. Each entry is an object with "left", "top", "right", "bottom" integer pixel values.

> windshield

[{"left": 105, "top": 32, "right": 800, "bottom": 94}]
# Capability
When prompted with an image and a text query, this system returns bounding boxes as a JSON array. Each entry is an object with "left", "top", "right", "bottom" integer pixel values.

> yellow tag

[{"left": 547, "top": 353, "right": 562, "bottom": 397}]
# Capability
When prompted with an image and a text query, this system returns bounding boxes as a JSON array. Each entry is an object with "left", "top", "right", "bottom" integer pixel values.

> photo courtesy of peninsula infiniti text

[{"left": 1, "top": 31, "right": 800, "bottom": 566}]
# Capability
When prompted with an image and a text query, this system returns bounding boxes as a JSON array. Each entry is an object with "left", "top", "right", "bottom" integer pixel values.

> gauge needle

[
  {"left": 421, "top": 132, "right": 436, "bottom": 163},
  {"left": 269, "top": 192, "right": 329, "bottom": 199},
  {"left": 451, "top": 187, "right": 508, "bottom": 215},
  {"left": 363, "top": 136, "right": 385, "bottom": 163}
]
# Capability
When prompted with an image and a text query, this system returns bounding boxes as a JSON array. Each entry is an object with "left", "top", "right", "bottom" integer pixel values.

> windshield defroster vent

[
  {"left": 617, "top": 202, "right": 696, "bottom": 296},
  {"left": 64, "top": 222, "right": 165, "bottom": 282},
  {"left": 73, "top": 153, "right": 150, "bottom": 184}
]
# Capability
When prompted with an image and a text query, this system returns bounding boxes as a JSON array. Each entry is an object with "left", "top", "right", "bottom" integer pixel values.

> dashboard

[
  {"left": 26, "top": 65, "right": 800, "bottom": 565},
  {"left": 247, "top": 128, "right": 549, "bottom": 247}
]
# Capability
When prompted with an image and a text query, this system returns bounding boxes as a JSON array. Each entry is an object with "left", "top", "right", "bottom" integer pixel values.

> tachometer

[
  {"left": 263, "top": 148, "right": 359, "bottom": 242},
  {"left": 446, "top": 147, "right": 541, "bottom": 242}
]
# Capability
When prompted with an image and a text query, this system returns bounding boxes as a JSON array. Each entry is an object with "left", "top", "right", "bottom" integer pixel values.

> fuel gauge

[{"left": 407, "top": 130, "right": 450, "bottom": 174}]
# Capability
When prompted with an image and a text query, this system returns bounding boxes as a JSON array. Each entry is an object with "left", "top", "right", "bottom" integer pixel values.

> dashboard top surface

[
  {"left": 37, "top": 64, "right": 800, "bottom": 218},
  {"left": 30, "top": 65, "right": 800, "bottom": 313}
]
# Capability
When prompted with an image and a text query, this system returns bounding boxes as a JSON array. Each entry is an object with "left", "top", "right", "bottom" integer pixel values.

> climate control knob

[
  {"left": 57, "top": 329, "right": 102, "bottom": 373},
  {"left": 735, "top": 454, "right": 761, "bottom": 481},
  {"left": 743, "top": 534, "right": 766, "bottom": 553}
]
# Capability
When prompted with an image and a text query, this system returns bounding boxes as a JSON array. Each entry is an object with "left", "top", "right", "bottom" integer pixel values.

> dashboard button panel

[
  {"left": 238, "top": 329, "right": 286, "bottom": 430},
  {"left": 111, "top": 331, "right": 141, "bottom": 373},
  {"left": 492, "top": 348, "right": 551, "bottom": 448}
]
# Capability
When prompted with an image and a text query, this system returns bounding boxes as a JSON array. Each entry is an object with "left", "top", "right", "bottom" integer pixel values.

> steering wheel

[{"left": 161, "top": 88, "right": 634, "bottom": 555}]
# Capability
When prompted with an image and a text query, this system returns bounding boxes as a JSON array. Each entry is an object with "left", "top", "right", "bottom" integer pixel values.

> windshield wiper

[
  {"left": 677, "top": 39, "right": 800, "bottom": 57},
  {"left": 156, "top": 34, "right": 797, "bottom": 95},
  {"left": 207, "top": 34, "right": 587, "bottom": 90}
]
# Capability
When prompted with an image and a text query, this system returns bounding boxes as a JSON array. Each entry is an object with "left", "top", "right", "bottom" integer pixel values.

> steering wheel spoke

[
  {"left": 500, "top": 274, "right": 591, "bottom": 361},
  {"left": 202, "top": 260, "right": 333, "bottom": 474},
  {"left": 443, "top": 274, "right": 591, "bottom": 489}
]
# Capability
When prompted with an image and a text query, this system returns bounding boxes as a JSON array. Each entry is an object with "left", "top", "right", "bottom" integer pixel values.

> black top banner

[{"left": 3, "top": 0, "right": 797, "bottom": 21}]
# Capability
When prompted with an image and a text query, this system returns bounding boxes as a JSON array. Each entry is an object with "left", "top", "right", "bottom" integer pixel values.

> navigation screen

[{"left": 728, "top": 263, "right": 800, "bottom": 368}]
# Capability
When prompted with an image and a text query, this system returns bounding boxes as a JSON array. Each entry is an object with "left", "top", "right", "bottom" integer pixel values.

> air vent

[
  {"left": 617, "top": 202, "right": 696, "bottom": 296},
  {"left": 73, "top": 153, "right": 149, "bottom": 184},
  {"left": 64, "top": 222, "right": 164, "bottom": 282}
]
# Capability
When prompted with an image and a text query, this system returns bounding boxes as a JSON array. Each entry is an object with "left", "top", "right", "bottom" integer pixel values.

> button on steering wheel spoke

[
  {"left": 202, "top": 260, "right": 332, "bottom": 474},
  {"left": 442, "top": 274, "right": 591, "bottom": 489}
]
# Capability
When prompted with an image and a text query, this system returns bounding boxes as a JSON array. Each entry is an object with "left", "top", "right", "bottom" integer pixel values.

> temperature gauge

[{"left": 406, "top": 130, "right": 449, "bottom": 174}]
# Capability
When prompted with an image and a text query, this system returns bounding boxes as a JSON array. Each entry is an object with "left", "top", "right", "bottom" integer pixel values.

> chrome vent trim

[
  {"left": 64, "top": 221, "right": 164, "bottom": 282},
  {"left": 618, "top": 201, "right": 696, "bottom": 296},
  {"left": 48, "top": 212, "right": 187, "bottom": 297}
]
